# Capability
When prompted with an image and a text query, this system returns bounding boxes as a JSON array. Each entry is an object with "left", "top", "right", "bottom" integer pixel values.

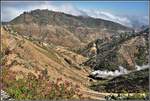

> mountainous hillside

[
  {"left": 1, "top": 9, "right": 148, "bottom": 100},
  {"left": 1, "top": 26, "right": 111, "bottom": 100},
  {"left": 1, "top": 26, "right": 89, "bottom": 87},
  {"left": 80, "top": 27, "right": 149, "bottom": 70},
  {"left": 9, "top": 9, "right": 133, "bottom": 48}
]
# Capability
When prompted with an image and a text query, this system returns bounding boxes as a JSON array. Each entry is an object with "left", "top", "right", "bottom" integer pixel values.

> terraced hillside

[{"left": 1, "top": 26, "right": 110, "bottom": 100}]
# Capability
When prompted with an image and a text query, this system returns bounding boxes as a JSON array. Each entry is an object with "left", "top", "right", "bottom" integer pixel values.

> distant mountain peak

[{"left": 9, "top": 9, "right": 133, "bottom": 48}]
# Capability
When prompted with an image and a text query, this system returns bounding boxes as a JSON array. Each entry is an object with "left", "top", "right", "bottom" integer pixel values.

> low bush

[{"left": 2, "top": 68, "right": 83, "bottom": 100}]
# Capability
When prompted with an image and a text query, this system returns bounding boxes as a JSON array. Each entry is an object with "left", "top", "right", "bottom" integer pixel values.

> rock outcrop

[{"left": 81, "top": 28, "right": 149, "bottom": 71}]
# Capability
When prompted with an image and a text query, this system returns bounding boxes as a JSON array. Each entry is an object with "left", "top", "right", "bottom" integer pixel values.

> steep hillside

[
  {"left": 1, "top": 26, "right": 111, "bottom": 100},
  {"left": 1, "top": 26, "right": 89, "bottom": 87},
  {"left": 8, "top": 9, "right": 133, "bottom": 48},
  {"left": 81, "top": 28, "right": 149, "bottom": 70},
  {"left": 1, "top": 9, "right": 148, "bottom": 100}
]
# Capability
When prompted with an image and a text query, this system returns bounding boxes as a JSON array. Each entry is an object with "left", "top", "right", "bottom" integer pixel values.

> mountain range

[
  {"left": 1, "top": 9, "right": 149, "bottom": 100},
  {"left": 9, "top": 9, "right": 133, "bottom": 48}
]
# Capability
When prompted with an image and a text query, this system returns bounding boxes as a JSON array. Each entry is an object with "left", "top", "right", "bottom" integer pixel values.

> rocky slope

[
  {"left": 1, "top": 26, "right": 110, "bottom": 100},
  {"left": 80, "top": 28, "right": 149, "bottom": 71},
  {"left": 8, "top": 9, "right": 133, "bottom": 48},
  {"left": 1, "top": 26, "right": 90, "bottom": 87},
  {"left": 1, "top": 90, "right": 14, "bottom": 101},
  {"left": 1, "top": 9, "right": 148, "bottom": 100}
]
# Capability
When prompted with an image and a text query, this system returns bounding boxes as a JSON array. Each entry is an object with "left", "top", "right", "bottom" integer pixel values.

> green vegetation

[
  {"left": 34, "top": 45, "right": 61, "bottom": 64},
  {"left": 1, "top": 47, "right": 12, "bottom": 66},
  {"left": 82, "top": 28, "right": 149, "bottom": 71},
  {"left": 90, "top": 68, "right": 149, "bottom": 93},
  {"left": 135, "top": 45, "right": 148, "bottom": 66},
  {"left": 2, "top": 68, "right": 83, "bottom": 100}
]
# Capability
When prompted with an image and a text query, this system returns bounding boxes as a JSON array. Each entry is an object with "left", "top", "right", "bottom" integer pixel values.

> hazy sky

[{"left": 1, "top": 1, "right": 149, "bottom": 27}]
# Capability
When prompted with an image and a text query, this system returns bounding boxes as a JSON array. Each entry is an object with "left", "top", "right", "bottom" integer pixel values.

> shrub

[{"left": 2, "top": 68, "right": 83, "bottom": 100}]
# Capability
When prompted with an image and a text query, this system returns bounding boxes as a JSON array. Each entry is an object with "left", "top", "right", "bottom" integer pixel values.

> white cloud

[
  {"left": 1, "top": 2, "right": 85, "bottom": 21},
  {"left": 82, "top": 9, "right": 133, "bottom": 27},
  {"left": 1, "top": 2, "right": 147, "bottom": 28}
]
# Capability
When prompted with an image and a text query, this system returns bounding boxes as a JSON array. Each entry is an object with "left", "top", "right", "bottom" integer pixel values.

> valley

[
  {"left": 1, "top": 25, "right": 108, "bottom": 100},
  {"left": 1, "top": 9, "right": 149, "bottom": 100}
]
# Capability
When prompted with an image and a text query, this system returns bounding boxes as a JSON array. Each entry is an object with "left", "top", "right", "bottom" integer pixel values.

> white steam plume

[{"left": 91, "top": 64, "right": 149, "bottom": 79}]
